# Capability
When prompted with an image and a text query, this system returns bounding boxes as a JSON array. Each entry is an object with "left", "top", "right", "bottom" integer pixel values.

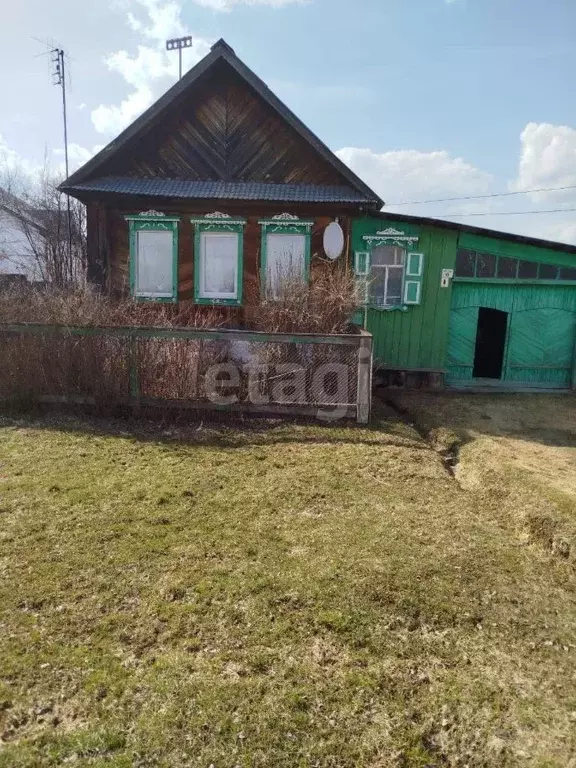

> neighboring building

[
  {"left": 61, "top": 39, "right": 381, "bottom": 315},
  {"left": 352, "top": 213, "right": 576, "bottom": 390},
  {"left": 0, "top": 189, "right": 45, "bottom": 282}
]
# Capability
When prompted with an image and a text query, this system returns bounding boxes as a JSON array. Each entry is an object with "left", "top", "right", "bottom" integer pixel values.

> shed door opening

[{"left": 473, "top": 307, "right": 508, "bottom": 379}]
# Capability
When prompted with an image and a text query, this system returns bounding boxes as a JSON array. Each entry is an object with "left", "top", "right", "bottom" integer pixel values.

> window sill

[
  {"left": 133, "top": 295, "right": 178, "bottom": 304},
  {"left": 195, "top": 297, "right": 242, "bottom": 307},
  {"left": 369, "top": 305, "right": 408, "bottom": 312}
]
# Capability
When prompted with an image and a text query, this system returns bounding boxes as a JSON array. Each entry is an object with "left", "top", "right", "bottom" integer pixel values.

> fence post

[
  {"left": 129, "top": 334, "right": 139, "bottom": 402},
  {"left": 356, "top": 330, "right": 373, "bottom": 425}
]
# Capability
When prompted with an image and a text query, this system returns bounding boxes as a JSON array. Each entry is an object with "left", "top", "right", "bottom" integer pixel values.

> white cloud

[
  {"left": 336, "top": 139, "right": 576, "bottom": 246},
  {"left": 91, "top": 0, "right": 211, "bottom": 136},
  {"left": 127, "top": 0, "right": 185, "bottom": 41},
  {"left": 336, "top": 146, "right": 493, "bottom": 208},
  {"left": 0, "top": 133, "right": 102, "bottom": 188},
  {"left": 188, "top": 0, "right": 305, "bottom": 10},
  {"left": 53, "top": 143, "right": 105, "bottom": 173},
  {"left": 511, "top": 122, "right": 576, "bottom": 203}
]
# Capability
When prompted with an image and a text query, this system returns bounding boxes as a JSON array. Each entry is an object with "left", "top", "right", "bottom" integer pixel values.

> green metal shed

[{"left": 352, "top": 213, "right": 576, "bottom": 391}]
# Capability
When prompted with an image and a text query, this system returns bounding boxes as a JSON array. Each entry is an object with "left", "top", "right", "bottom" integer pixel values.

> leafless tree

[{"left": 0, "top": 162, "right": 87, "bottom": 287}]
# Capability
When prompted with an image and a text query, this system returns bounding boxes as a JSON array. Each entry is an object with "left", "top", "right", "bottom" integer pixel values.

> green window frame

[
  {"left": 454, "top": 248, "right": 576, "bottom": 284},
  {"left": 355, "top": 228, "right": 424, "bottom": 310},
  {"left": 259, "top": 214, "right": 314, "bottom": 297},
  {"left": 126, "top": 211, "right": 179, "bottom": 303},
  {"left": 191, "top": 212, "right": 246, "bottom": 306}
]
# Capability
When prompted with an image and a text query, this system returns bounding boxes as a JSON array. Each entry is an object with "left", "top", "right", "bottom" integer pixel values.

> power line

[
  {"left": 388, "top": 184, "right": 576, "bottom": 207},
  {"left": 434, "top": 208, "right": 576, "bottom": 218}
]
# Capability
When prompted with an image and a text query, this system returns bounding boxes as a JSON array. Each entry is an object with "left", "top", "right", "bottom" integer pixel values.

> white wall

[{"left": 0, "top": 209, "right": 42, "bottom": 280}]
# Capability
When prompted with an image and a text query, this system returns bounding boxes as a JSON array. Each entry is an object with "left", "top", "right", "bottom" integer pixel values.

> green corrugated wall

[{"left": 351, "top": 216, "right": 458, "bottom": 370}]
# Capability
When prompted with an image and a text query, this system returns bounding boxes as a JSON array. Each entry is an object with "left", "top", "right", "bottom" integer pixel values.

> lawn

[{"left": 0, "top": 400, "right": 575, "bottom": 767}]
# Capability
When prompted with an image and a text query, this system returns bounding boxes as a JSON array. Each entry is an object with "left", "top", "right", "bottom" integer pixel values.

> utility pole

[
  {"left": 51, "top": 47, "right": 73, "bottom": 271},
  {"left": 166, "top": 36, "right": 193, "bottom": 81}
]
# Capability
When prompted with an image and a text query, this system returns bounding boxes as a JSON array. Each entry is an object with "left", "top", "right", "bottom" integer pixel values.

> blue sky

[{"left": 2, "top": 0, "right": 576, "bottom": 242}]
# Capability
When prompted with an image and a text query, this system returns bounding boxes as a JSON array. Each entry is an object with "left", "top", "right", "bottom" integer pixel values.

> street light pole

[{"left": 166, "top": 36, "right": 193, "bottom": 81}]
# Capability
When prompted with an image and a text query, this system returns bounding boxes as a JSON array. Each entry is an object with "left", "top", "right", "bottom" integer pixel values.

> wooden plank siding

[
  {"left": 95, "top": 62, "right": 347, "bottom": 187},
  {"left": 352, "top": 216, "right": 458, "bottom": 371}
]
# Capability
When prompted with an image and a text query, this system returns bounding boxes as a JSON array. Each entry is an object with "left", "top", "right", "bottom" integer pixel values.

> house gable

[
  {"left": 96, "top": 61, "right": 348, "bottom": 186},
  {"left": 63, "top": 41, "right": 382, "bottom": 207}
]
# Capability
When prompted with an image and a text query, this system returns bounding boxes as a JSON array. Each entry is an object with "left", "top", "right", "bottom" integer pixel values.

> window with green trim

[
  {"left": 455, "top": 248, "right": 576, "bottom": 282},
  {"left": 125, "top": 212, "right": 179, "bottom": 302},
  {"left": 259, "top": 214, "right": 313, "bottom": 298},
  {"left": 191, "top": 213, "right": 245, "bottom": 306},
  {"left": 354, "top": 248, "right": 424, "bottom": 309},
  {"left": 356, "top": 228, "right": 424, "bottom": 310}
]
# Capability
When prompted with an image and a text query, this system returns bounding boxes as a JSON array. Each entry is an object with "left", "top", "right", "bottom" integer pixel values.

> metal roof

[
  {"left": 61, "top": 176, "right": 376, "bottom": 204},
  {"left": 60, "top": 39, "right": 383, "bottom": 208},
  {"left": 373, "top": 210, "right": 576, "bottom": 256}
]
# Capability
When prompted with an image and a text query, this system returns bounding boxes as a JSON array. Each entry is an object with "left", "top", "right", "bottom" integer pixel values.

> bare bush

[
  {"left": 0, "top": 284, "right": 226, "bottom": 329},
  {"left": 247, "top": 268, "right": 359, "bottom": 335},
  {"left": 0, "top": 275, "right": 363, "bottom": 414},
  {"left": 0, "top": 286, "right": 231, "bottom": 408}
]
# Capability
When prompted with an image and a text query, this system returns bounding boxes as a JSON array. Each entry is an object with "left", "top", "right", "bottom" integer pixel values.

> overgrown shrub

[
  {"left": 0, "top": 285, "right": 226, "bottom": 329},
  {"left": 0, "top": 274, "right": 361, "bottom": 411},
  {"left": 247, "top": 268, "right": 359, "bottom": 335}
]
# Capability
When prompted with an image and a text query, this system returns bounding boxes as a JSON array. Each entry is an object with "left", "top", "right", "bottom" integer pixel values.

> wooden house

[
  {"left": 61, "top": 39, "right": 381, "bottom": 317},
  {"left": 62, "top": 38, "right": 576, "bottom": 394},
  {"left": 352, "top": 213, "right": 576, "bottom": 391}
]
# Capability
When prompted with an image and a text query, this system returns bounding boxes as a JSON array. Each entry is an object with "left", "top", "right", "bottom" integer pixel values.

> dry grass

[
  {"left": 0, "top": 282, "right": 363, "bottom": 412},
  {"left": 390, "top": 392, "right": 576, "bottom": 566},
  {"left": 247, "top": 269, "right": 359, "bottom": 334},
  {"left": 0, "top": 285, "right": 226, "bottom": 329},
  {"left": 0, "top": 402, "right": 575, "bottom": 766}
]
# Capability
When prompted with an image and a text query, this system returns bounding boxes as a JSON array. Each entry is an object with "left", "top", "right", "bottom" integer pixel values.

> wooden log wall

[{"left": 98, "top": 201, "right": 352, "bottom": 323}]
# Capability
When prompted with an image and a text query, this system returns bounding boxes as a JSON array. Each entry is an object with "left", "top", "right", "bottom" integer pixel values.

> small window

[
  {"left": 266, "top": 233, "right": 307, "bottom": 297},
  {"left": 198, "top": 232, "right": 240, "bottom": 301},
  {"left": 192, "top": 214, "right": 246, "bottom": 305},
  {"left": 497, "top": 257, "right": 518, "bottom": 279},
  {"left": 135, "top": 231, "right": 174, "bottom": 298},
  {"left": 518, "top": 260, "right": 538, "bottom": 279},
  {"left": 476, "top": 252, "right": 496, "bottom": 278},
  {"left": 259, "top": 216, "right": 313, "bottom": 299},
  {"left": 560, "top": 266, "right": 576, "bottom": 280},
  {"left": 539, "top": 263, "right": 558, "bottom": 280},
  {"left": 455, "top": 249, "right": 476, "bottom": 277},
  {"left": 126, "top": 214, "right": 179, "bottom": 302},
  {"left": 370, "top": 245, "right": 405, "bottom": 307}
]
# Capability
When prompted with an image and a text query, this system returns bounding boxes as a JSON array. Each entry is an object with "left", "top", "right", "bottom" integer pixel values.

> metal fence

[{"left": 0, "top": 324, "right": 373, "bottom": 423}]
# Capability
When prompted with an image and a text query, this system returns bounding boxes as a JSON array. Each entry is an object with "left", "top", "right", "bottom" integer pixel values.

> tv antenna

[{"left": 166, "top": 36, "right": 193, "bottom": 80}]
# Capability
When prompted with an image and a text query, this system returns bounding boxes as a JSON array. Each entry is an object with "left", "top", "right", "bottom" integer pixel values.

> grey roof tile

[{"left": 61, "top": 176, "right": 379, "bottom": 204}]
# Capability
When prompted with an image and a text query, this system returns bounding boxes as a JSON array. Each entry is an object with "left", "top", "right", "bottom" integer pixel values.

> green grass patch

[{"left": 0, "top": 408, "right": 575, "bottom": 766}]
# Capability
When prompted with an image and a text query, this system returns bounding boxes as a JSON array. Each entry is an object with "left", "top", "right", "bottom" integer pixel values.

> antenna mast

[{"left": 51, "top": 48, "right": 73, "bottom": 269}]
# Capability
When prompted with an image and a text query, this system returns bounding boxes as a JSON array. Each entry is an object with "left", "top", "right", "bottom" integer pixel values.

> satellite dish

[{"left": 323, "top": 221, "right": 345, "bottom": 261}]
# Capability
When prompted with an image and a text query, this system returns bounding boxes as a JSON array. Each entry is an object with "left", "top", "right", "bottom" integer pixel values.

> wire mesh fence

[{"left": 0, "top": 324, "right": 373, "bottom": 423}]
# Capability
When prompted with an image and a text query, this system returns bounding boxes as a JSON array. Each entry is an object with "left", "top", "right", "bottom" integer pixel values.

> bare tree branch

[{"left": 0, "top": 161, "right": 87, "bottom": 287}]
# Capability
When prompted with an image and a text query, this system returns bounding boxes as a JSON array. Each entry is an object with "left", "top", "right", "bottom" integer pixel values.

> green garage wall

[
  {"left": 446, "top": 283, "right": 576, "bottom": 388},
  {"left": 351, "top": 216, "right": 458, "bottom": 370},
  {"left": 353, "top": 215, "right": 576, "bottom": 388}
]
